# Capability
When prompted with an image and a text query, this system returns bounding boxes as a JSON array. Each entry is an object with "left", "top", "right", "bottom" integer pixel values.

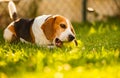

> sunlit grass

[{"left": 0, "top": 18, "right": 120, "bottom": 78}]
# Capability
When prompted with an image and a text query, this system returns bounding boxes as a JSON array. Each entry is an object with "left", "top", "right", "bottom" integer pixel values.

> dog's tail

[{"left": 8, "top": 1, "right": 17, "bottom": 21}]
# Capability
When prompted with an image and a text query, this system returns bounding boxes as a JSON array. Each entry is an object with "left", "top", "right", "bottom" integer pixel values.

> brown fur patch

[
  {"left": 8, "top": 25, "right": 16, "bottom": 36},
  {"left": 41, "top": 15, "right": 67, "bottom": 41}
]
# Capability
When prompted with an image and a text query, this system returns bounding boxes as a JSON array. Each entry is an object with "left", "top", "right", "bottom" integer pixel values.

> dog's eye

[{"left": 60, "top": 24, "right": 66, "bottom": 29}]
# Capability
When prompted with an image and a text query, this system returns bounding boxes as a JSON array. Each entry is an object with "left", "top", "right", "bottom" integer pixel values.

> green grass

[{"left": 0, "top": 18, "right": 120, "bottom": 78}]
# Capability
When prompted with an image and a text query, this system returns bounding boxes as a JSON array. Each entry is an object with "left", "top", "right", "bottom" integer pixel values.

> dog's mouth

[
  {"left": 54, "top": 38, "right": 78, "bottom": 47},
  {"left": 55, "top": 38, "right": 63, "bottom": 47}
]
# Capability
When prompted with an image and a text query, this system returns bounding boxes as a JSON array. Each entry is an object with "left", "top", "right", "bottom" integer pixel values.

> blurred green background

[{"left": 0, "top": 0, "right": 120, "bottom": 78}]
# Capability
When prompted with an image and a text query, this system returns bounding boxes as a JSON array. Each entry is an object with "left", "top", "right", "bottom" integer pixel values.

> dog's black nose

[{"left": 68, "top": 34, "right": 75, "bottom": 42}]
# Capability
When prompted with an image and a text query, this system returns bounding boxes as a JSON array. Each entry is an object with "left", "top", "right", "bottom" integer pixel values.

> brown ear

[{"left": 41, "top": 17, "right": 56, "bottom": 41}]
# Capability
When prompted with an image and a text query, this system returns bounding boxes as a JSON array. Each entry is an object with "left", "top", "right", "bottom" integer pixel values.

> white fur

[
  {"left": 3, "top": 22, "right": 14, "bottom": 42},
  {"left": 32, "top": 15, "right": 52, "bottom": 46},
  {"left": 8, "top": 1, "right": 17, "bottom": 19}
]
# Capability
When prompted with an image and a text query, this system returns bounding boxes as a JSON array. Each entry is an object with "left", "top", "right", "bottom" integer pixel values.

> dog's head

[{"left": 41, "top": 15, "right": 77, "bottom": 47}]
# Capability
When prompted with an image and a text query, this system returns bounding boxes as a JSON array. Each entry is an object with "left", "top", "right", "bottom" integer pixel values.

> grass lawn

[{"left": 0, "top": 18, "right": 120, "bottom": 78}]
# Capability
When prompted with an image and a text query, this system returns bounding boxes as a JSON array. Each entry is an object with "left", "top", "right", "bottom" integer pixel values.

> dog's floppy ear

[{"left": 41, "top": 17, "right": 57, "bottom": 41}]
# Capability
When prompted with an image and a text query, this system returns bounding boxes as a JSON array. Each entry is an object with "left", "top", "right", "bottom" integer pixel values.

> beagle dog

[{"left": 3, "top": 1, "right": 77, "bottom": 47}]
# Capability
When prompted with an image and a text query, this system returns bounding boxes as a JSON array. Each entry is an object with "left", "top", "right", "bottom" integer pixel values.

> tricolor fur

[{"left": 3, "top": 1, "right": 77, "bottom": 47}]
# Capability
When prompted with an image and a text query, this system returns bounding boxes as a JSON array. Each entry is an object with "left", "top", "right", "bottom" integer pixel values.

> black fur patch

[{"left": 14, "top": 18, "right": 35, "bottom": 42}]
